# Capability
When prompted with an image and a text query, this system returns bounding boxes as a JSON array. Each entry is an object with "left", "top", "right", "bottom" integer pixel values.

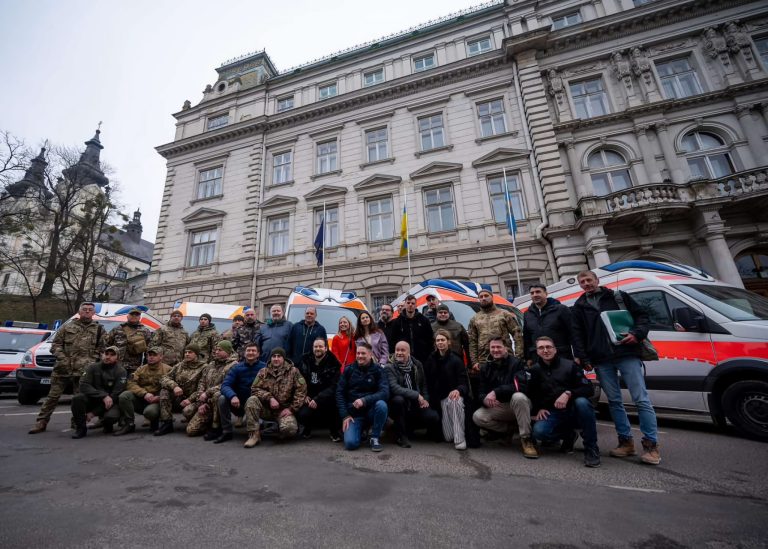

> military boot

[
  {"left": 71, "top": 422, "right": 87, "bottom": 439},
  {"left": 153, "top": 420, "right": 174, "bottom": 436},
  {"left": 203, "top": 428, "right": 222, "bottom": 441},
  {"left": 28, "top": 420, "right": 48, "bottom": 434},
  {"left": 641, "top": 439, "right": 661, "bottom": 465},
  {"left": 113, "top": 423, "right": 136, "bottom": 436},
  {"left": 521, "top": 437, "right": 539, "bottom": 459},
  {"left": 243, "top": 430, "right": 261, "bottom": 448},
  {"left": 609, "top": 436, "right": 637, "bottom": 457},
  {"left": 149, "top": 419, "right": 159, "bottom": 432},
  {"left": 102, "top": 419, "right": 115, "bottom": 434}
]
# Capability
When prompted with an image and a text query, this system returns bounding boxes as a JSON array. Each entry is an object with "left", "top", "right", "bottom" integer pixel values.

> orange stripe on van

[{"left": 555, "top": 277, "right": 646, "bottom": 306}]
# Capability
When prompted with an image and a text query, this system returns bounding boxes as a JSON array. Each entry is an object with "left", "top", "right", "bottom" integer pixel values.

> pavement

[{"left": 1, "top": 396, "right": 767, "bottom": 548}]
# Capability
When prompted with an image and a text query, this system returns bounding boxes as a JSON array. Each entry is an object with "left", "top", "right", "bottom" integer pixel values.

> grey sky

[{"left": 0, "top": 0, "right": 488, "bottom": 242}]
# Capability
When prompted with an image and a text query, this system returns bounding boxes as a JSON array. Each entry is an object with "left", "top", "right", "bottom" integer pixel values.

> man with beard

[
  {"left": 523, "top": 285, "right": 573, "bottom": 363},
  {"left": 468, "top": 288, "right": 523, "bottom": 371},
  {"left": 150, "top": 310, "right": 189, "bottom": 366},
  {"left": 213, "top": 343, "right": 266, "bottom": 443},
  {"left": 70, "top": 346, "right": 127, "bottom": 439},
  {"left": 377, "top": 304, "right": 396, "bottom": 353},
  {"left": 186, "top": 340, "right": 239, "bottom": 437},
  {"left": 233, "top": 309, "right": 263, "bottom": 357},
  {"left": 154, "top": 344, "right": 206, "bottom": 436},
  {"left": 389, "top": 294, "right": 434, "bottom": 364},
  {"left": 106, "top": 308, "right": 151, "bottom": 376},
  {"left": 115, "top": 347, "right": 171, "bottom": 435},
  {"left": 297, "top": 337, "right": 342, "bottom": 441},
  {"left": 188, "top": 313, "right": 219, "bottom": 364}
]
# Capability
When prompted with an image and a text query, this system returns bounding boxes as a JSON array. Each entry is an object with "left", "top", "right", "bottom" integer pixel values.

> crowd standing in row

[{"left": 27, "top": 270, "right": 661, "bottom": 467}]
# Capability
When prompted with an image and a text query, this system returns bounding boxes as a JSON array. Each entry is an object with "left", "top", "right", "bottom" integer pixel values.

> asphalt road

[{"left": 1, "top": 396, "right": 766, "bottom": 548}]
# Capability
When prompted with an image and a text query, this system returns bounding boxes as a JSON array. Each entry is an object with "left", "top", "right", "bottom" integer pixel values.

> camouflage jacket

[
  {"left": 232, "top": 321, "right": 262, "bottom": 354},
  {"left": 220, "top": 328, "right": 235, "bottom": 342},
  {"left": 106, "top": 322, "right": 152, "bottom": 370},
  {"left": 468, "top": 305, "right": 524, "bottom": 365},
  {"left": 188, "top": 325, "right": 219, "bottom": 363},
  {"left": 51, "top": 319, "right": 106, "bottom": 377},
  {"left": 251, "top": 359, "right": 307, "bottom": 414},
  {"left": 150, "top": 322, "right": 189, "bottom": 365},
  {"left": 126, "top": 362, "right": 172, "bottom": 397},
  {"left": 190, "top": 353, "right": 238, "bottom": 403},
  {"left": 160, "top": 358, "right": 206, "bottom": 397}
]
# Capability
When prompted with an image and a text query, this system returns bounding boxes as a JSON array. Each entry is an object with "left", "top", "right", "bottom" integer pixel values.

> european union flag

[{"left": 314, "top": 217, "right": 324, "bottom": 267}]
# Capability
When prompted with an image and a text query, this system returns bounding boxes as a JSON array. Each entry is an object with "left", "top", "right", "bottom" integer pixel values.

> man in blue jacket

[
  {"left": 288, "top": 307, "right": 327, "bottom": 366},
  {"left": 336, "top": 342, "right": 389, "bottom": 452},
  {"left": 257, "top": 305, "right": 293, "bottom": 363},
  {"left": 212, "top": 342, "right": 265, "bottom": 443}
]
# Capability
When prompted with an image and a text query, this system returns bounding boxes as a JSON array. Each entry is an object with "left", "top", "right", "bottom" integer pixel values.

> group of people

[{"left": 27, "top": 270, "right": 662, "bottom": 467}]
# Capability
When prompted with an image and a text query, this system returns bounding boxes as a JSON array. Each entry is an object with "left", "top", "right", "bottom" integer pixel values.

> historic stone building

[{"left": 146, "top": 0, "right": 768, "bottom": 316}]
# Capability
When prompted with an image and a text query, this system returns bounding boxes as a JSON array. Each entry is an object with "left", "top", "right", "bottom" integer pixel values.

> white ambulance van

[
  {"left": 172, "top": 301, "right": 251, "bottom": 335},
  {"left": 285, "top": 287, "right": 368, "bottom": 341},
  {"left": 515, "top": 261, "right": 768, "bottom": 441}
]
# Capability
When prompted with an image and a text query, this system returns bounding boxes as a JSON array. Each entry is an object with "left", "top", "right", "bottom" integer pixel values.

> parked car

[
  {"left": 0, "top": 323, "right": 52, "bottom": 394},
  {"left": 514, "top": 260, "right": 768, "bottom": 441},
  {"left": 171, "top": 301, "right": 251, "bottom": 335},
  {"left": 285, "top": 286, "right": 368, "bottom": 343},
  {"left": 16, "top": 304, "right": 162, "bottom": 405}
]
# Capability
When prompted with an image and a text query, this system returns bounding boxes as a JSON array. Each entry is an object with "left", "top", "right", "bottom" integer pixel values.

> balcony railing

[
  {"left": 606, "top": 183, "right": 686, "bottom": 212},
  {"left": 710, "top": 167, "right": 768, "bottom": 198}
]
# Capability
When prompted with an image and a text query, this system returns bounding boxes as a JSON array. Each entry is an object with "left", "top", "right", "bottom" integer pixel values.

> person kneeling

[
  {"left": 115, "top": 347, "right": 171, "bottom": 435},
  {"left": 71, "top": 347, "right": 127, "bottom": 439},
  {"left": 529, "top": 337, "right": 600, "bottom": 467}
]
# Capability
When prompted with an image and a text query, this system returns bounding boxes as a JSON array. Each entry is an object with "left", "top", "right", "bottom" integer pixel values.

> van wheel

[
  {"left": 722, "top": 380, "right": 768, "bottom": 442},
  {"left": 17, "top": 385, "right": 40, "bottom": 405}
]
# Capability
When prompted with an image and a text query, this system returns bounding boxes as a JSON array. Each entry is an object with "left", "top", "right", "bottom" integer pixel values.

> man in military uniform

[
  {"left": 71, "top": 346, "right": 127, "bottom": 439},
  {"left": 220, "top": 315, "right": 244, "bottom": 342},
  {"left": 154, "top": 344, "right": 206, "bottom": 436},
  {"left": 233, "top": 309, "right": 262, "bottom": 356},
  {"left": 186, "top": 340, "right": 238, "bottom": 437},
  {"left": 106, "top": 308, "right": 152, "bottom": 376},
  {"left": 188, "top": 313, "right": 219, "bottom": 364},
  {"left": 243, "top": 347, "right": 306, "bottom": 448},
  {"left": 114, "top": 347, "right": 171, "bottom": 435},
  {"left": 29, "top": 302, "right": 105, "bottom": 434},
  {"left": 468, "top": 288, "right": 524, "bottom": 371},
  {"left": 150, "top": 309, "right": 189, "bottom": 366}
]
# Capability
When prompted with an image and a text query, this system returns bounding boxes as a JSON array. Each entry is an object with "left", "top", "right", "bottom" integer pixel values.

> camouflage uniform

[
  {"left": 158, "top": 358, "right": 206, "bottom": 421},
  {"left": 36, "top": 319, "right": 105, "bottom": 424},
  {"left": 118, "top": 360, "right": 172, "bottom": 425},
  {"left": 468, "top": 305, "right": 524, "bottom": 365},
  {"left": 232, "top": 321, "right": 262, "bottom": 356},
  {"left": 186, "top": 353, "right": 238, "bottom": 436},
  {"left": 188, "top": 325, "right": 219, "bottom": 364},
  {"left": 244, "top": 359, "right": 306, "bottom": 438},
  {"left": 220, "top": 328, "right": 235, "bottom": 342},
  {"left": 150, "top": 322, "right": 189, "bottom": 366},
  {"left": 106, "top": 322, "right": 152, "bottom": 374}
]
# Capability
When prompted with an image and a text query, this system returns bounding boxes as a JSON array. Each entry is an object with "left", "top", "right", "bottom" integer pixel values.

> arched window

[
  {"left": 681, "top": 131, "right": 734, "bottom": 179},
  {"left": 588, "top": 149, "right": 632, "bottom": 195}
]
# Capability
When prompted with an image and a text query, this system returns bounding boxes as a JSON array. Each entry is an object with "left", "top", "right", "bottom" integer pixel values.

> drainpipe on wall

[
  {"left": 249, "top": 87, "right": 270, "bottom": 309},
  {"left": 512, "top": 58, "right": 559, "bottom": 283}
]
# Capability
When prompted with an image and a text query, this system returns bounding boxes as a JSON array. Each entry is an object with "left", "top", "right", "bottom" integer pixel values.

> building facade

[{"left": 146, "top": 0, "right": 768, "bottom": 317}]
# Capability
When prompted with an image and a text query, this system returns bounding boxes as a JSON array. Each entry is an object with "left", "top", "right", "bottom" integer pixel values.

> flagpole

[
  {"left": 321, "top": 201, "right": 326, "bottom": 287},
  {"left": 503, "top": 167, "right": 523, "bottom": 297},
  {"left": 402, "top": 188, "right": 412, "bottom": 289}
]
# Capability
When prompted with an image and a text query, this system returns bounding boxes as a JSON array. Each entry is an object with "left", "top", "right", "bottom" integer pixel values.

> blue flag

[
  {"left": 503, "top": 175, "right": 517, "bottom": 236},
  {"left": 314, "top": 217, "right": 324, "bottom": 267}
]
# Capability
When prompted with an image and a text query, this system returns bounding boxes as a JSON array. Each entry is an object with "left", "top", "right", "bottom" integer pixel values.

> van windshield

[
  {"left": 676, "top": 284, "right": 768, "bottom": 321},
  {"left": 286, "top": 305, "right": 363, "bottom": 335}
]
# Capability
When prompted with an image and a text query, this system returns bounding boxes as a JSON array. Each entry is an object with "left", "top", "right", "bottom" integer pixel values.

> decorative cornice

[
  {"left": 471, "top": 147, "right": 531, "bottom": 168},
  {"left": 157, "top": 121, "right": 266, "bottom": 159},
  {"left": 410, "top": 161, "right": 463, "bottom": 180},
  {"left": 181, "top": 207, "right": 227, "bottom": 223},
  {"left": 304, "top": 184, "right": 348, "bottom": 202},
  {"left": 260, "top": 195, "right": 299, "bottom": 210},
  {"left": 354, "top": 173, "right": 403, "bottom": 191}
]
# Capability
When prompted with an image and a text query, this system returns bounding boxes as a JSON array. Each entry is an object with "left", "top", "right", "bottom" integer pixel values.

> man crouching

[{"left": 71, "top": 346, "right": 127, "bottom": 439}]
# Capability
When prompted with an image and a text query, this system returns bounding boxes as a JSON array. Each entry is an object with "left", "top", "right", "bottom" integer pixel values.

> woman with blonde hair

[
  {"left": 331, "top": 316, "right": 357, "bottom": 371},
  {"left": 354, "top": 310, "right": 389, "bottom": 367}
]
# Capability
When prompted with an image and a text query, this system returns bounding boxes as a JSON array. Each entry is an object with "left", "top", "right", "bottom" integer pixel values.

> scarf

[{"left": 396, "top": 358, "right": 414, "bottom": 390}]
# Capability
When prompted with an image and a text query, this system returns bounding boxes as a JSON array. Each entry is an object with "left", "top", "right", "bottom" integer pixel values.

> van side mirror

[{"left": 672, "top": 307, "right": 704, "bottom": 332}]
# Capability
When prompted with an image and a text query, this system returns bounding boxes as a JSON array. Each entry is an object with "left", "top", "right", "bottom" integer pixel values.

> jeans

[
  {"left": 343, "top": 400, "right": 388, "bottom": 450},
  {"left": 595, "top": 356, "right": 658, "bottom": 443},
  {"left": 532, "top": 397, "right": 597, "bottom": 448}
]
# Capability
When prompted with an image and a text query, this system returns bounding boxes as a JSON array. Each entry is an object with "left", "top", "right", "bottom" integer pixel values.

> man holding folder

[{"left": 571, "top": 270, "right": 661, "bottom": 465}]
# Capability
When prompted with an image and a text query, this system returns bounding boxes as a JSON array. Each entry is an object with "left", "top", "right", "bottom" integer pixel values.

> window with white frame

[
  {"left": 363, "top": 68, "right": 384, "bottom": 87},
  {"left": 656, "top": 58, "right": 702, "bottom": 99},
  {"left": 267, "top": 215, "right": 290, "bottom": 256},
  {"left": 466, "top": 36, "right": 492, "bottom": 56},
  {"left": 314, "top": 206, "right": 339, "bottom": 247},
  {"left": 188, "top": 228, "right": 217, "bottom": 267},
  {"left": 319, "top": 82, "right": 337, "bottom": 100},
  {"left": 681, "top": 131, "right": 735, "bottom": 179},
  {"left": 316, "top": 140, "right": 338, "bottom": 174},
  {"left": 206, "top": 114, "right": 229, "bottom": 131},
  {"left": 418, "top": 114, "right": 445, "bottom": 151},
  {"left": 424, "top": 186, "right": 456, "bottom": 233},
  {"left": 272, "top": 151, "right": 292, "bottom": 185},
  {"left": 551, "top": 11, "right": 582, "bottom": 30},
  {"left": 588, "top": 150, "right": 633, "bottom": 195},
  {"left": 277, "top": 96, "right": 294, "bottom": 112},
  {"left": 477, "top": 99, "right": 507, "bottom": 137},
  {"left": 365, "top": 127, "right": 388, "bottom": 163},
  {"left": 487, "top": 174, "right": 525, "bottom": 223},
  {"left": 197, "top": 166, "right": 223, "bottom": 199},
  {"left": 570, "top": 78, "right": 610, "bottom": 119},
  {"left": 367, "top": 197, "right": 394, "bottom": 241},
  {"left": 413, "top": 53, "right": 436, "bottom": 72},
  {"left": 755, "top": 37, "right": 768, "bottom": 69}
]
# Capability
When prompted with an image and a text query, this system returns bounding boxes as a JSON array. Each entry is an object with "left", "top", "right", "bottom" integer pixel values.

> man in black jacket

[
  {"left": 389, "top": 294, "right": 434, "bottom": 364},
  {"left": 571, "top": 270, "right": 660, "bottom": 465},
  {"left": 70, "top": 346, "right": 127, "bottom": 439},
  {"left": 529, "top": 336, "right": 599, "bottom": 467},
  {"left": 472, "top": 337, "right": 538, "bottom": 459},
  {"left": 297, "top": 337, "right": 342, "bottom": 441},
  {"left": 523, "top": 285, "right": 573, "bottom": 362}
]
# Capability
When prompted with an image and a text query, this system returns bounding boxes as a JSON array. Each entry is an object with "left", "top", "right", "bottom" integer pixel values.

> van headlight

[{"left": 20, "top": 352, "right": 33, "bottom": 367}]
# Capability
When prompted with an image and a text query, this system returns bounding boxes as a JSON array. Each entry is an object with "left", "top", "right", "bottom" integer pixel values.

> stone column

[
  {"left": 735, "top": 104, "right": 765, "bottom": 168},
  {"left": 582, "top": 223, "right": 611, "bottom": 268},
  {"left": 561, "top": 139, "right": 587, "bottom": 198},
  {"left": 592, "top": 0, "right": 606, "bottom": 17},
  {"left": 635, "top": 125, "right": 660, "bottom": 183},
  {"left": 695, "top": 207, "right": 744, "bottom": 287},
  {"left": 655, "top": 122, "right": 685, "bottom": 183}
]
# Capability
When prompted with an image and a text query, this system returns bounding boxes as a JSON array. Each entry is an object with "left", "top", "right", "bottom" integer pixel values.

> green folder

[{"left": 600, "top": 310, "right": 635, "bottom": 344}]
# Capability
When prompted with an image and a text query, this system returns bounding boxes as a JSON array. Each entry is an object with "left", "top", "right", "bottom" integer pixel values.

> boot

[
  {"left": 102, "top": 419, "right": 115, "bottom": 434},
  {"left": 71, "top": 422, "right": 87, "bottom": 439},
  {"left": 584, "top": 445, "right": 601, "bottom": 468},
  {"left": 28, "top": 420, "right": 48, "bottom": 434},
  {"left": 214, "top": 431, "right": 233, "bottom": 444},
  {"left": 113, "top": 423, "right": 136, "bottom": 436},
  {"left": 521, "top": 437, "right": 539, "bottom": 459},
  {"left": 203, "top": 428, "right": 222, "bottom": 441},
  {"left": 609, "top": 436, "right": 636, "bottom": 458},
  {"left": 243, "top": 430, "right": 261, "bottom": 448},
  {"left": 153, "top": 420, "right": 174, "bottom": 436},
  {"left": 149, "top": 419, "right": 159, "bottom": 432},
  {"left": 641, "top": 439, "right": 661, "bottom": 465}
]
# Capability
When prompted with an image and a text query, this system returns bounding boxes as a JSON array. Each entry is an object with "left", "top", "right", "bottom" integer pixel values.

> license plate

[{"left": 40, "top": 378, "right": 51, "bottom": 385}]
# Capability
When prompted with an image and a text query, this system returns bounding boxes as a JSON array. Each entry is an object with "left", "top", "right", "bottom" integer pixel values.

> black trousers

[
  {"left": 71, "top": 394, "right": 120, "bottom": 426},
  {"left": 389, "top": 395, "right": 441, "bottom": 440},
  {"left": 296, "top": 394, "right": 339, "bottom": 434}
]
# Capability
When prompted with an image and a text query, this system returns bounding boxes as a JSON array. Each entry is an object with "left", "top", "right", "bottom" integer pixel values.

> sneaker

[
  {"left": 521, "top": 437, "right": 539, "bottom": 459},
  {"left": 560, "top": 430, "right": 579, "bottom": 454},
  {"left": 454, "top": 441, "right": 467, "bottom": 451},
  {"left": 28, "top": 420, "right": 47, "bottom": 434},
  {"left": 370, "top": 437, "right": 383, "bottom": 452},
  {"left": 396, "top": 436, "right": 412, "bottom": 448},
  {"left": 641, "top": 439, "right": 661, "bottom": 465},
  {"left": 609, "top": 436, "right": 637, "bottom": 458},
  {"left": 584, "top": 445, "right": 601, "bottom": 468},
  {"left": 113, "top": 423, "right": 135, "bottom": 437}
]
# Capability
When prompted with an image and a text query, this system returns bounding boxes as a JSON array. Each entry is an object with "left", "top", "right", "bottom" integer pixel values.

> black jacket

[
  {"left": 571, "top": 288, "right": 650, "bottom": 365},
  {"left": 336, "top": 360, "right": 389, "bottom": 418},
  {"left": 523, "top": 297, "right": 573, "bottom": 360},
  {"left": 389, "top": 312, "right": 434, "bottom": 364},
  {"left": 79, "top": 361, "right": 127, "bottom": 401},
  {"left": 478, "top": 354, "right": 527, "bottom": 403},
  {"left": 425, "top": 350, "right": 468, "bottom": 405},
  {"left": 298, "top": 351, "right": 341, "bottom": 401},
  {"left": 385, "top": 358, "right": 430, "bottom": 402},
  {"left": 378, "top": 319, "right": 396, "bottom": 353},
  {"left": 527, "top": 355, "right": 593, "bottom": 411}
]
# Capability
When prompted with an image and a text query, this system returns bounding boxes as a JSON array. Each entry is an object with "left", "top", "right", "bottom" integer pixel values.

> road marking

[
  {"left": 607, "top": 485, "right": 666, "bottom": 494},
  {"left": 0, "top": 411, "right": 68, "bottom": 417},
  {"left": 597, "top": 421, "right": 667, "bottom": 435}
]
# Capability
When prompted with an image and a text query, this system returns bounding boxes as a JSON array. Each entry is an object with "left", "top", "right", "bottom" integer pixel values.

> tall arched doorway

[{"left": 735, "top": 249, "right": 768, "bottom": 297}]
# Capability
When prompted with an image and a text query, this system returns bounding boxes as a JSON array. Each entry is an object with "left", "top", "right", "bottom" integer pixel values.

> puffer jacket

[
  {"left": 528, "top": 355, "right": 594, "bottom": 411},
  {"left": 477, "top": 354, "right": 527, "bottom": 403},
  {"left": 220, "top": 359, "right": 266, "bottom": 402},
  {"left": 336, "top": 360, "right": 389, "bottom": 418}
]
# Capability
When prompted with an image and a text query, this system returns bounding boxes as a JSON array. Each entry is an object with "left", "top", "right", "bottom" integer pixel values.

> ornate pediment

[
  {"left": 409, "top": 161, "right": 463, "bottom": 180},
  {"left": 260, "top": 195, "right": 299, "bottom": 210},
  {"left": 353, "top": 173, "right": 402, "bottom": 191},
  {"left": 471, "top": 148, "right": 531, "bottom": 168},
  {"left": 181, "top": 207, "right": 227, "bottom": 223},
  {"left": 304, "top": 185, "right": 348, "bottom": 203}
]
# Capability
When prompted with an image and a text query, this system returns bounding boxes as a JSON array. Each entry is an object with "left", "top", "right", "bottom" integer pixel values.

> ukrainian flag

[{"left": 399, "top": 205, "right": 408, "bottom": 257}]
